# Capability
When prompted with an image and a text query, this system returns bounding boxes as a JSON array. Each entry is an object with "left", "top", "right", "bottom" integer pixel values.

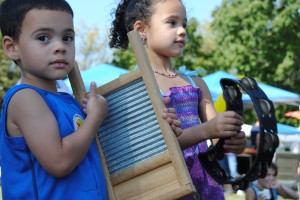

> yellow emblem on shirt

[{"left": 73, "top": 114, "right": 84, "bottom": 130}]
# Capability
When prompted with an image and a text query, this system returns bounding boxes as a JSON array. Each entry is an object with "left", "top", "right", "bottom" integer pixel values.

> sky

[{"left": 67, "top": 0, "right": 223, "bottom": 35}]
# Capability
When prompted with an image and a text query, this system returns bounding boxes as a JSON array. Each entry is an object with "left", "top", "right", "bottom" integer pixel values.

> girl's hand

[
  {"left": 209, "top": 111, "right": 243, "bottom": 138},
  {"left": 162, "top": 97, "right": 182, "bottom": 137},
  {"left": 162, "top": 107, "right": 182, "bottom": 137},
  {"left": 224, "top": 131, "right": 246, "bottom": 154}
]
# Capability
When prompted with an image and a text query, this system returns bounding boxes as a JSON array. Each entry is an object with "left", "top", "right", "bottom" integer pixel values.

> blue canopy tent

[
  {"left": 64, "top": 63, "right": 129, "bottom": 92},
  {"left": 250, "top": 123, "right": 300, "bottom": 135},
  {"left": 64, "top": 67, "right": 300, "bottom": 106},
  {"left": 202, "top": 71, "right": 300, "bottom": 106}
]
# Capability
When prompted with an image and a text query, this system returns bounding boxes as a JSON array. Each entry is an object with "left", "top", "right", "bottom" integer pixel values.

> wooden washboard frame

[{"left": 68, "top": 30, "right": 195, "bottom": 200}]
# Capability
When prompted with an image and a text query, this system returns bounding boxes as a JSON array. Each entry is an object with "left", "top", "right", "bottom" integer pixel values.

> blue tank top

[
  {"left": 249, "top": 182, "right": 277, "bottom": 200},
  {"left": 0, "top": 84, "right": 107, "bottom": 200}
]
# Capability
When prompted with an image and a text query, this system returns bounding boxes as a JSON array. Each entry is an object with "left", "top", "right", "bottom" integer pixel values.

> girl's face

[
  {"left": 15, "top": 9, "right": 75, "bottom": 84},
  {"left": 259, "top": 168, "right": 276, "bottom": 189},
  {"left": 145, "top": 0, "right": 187, "bottom": 58}
]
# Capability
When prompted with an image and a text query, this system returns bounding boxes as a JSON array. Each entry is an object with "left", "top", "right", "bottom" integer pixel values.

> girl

[
  {"left": 246, "top": 163, "right": 299, "bottom": 200},
  {"left": 109, "top": 0, "right": 246, "bottom": 199}
]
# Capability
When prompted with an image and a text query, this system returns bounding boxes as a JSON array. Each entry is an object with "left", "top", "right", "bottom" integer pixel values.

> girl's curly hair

[{"left": 109, "top": 0, "right": 155, "bottom": 49}]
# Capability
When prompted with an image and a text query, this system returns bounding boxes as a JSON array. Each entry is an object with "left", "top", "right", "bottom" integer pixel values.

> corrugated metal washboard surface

[{"left": 97, "top": 78, "right": 167, "bottom": 175}]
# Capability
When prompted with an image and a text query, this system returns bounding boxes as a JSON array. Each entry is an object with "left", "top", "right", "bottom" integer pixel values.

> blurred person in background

[{"left": 245, "top": 163, "right": 299, "bottom": 200}]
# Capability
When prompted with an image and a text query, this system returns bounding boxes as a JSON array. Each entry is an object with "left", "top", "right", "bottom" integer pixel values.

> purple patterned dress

[{"left": 163, "top": 85, "right": 225, "bottom": 200}]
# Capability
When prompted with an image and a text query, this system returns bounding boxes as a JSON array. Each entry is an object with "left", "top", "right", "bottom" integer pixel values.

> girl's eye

[
  {"left": 168, "top": 20, "right": 176, "bottom": 26},
  {"left": 63, "top": 35, "right": 74, "bottom": 42},
  {"left": 37, "top": 35, "right": 50, "bottom": 42},
  {"left": 183, "top": 23, "right": 187, "bottom": 29}
]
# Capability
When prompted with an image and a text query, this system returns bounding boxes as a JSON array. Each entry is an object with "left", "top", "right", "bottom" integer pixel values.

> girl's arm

[{"left": 177, "top": 77, "right": 244, "bottom": 150}]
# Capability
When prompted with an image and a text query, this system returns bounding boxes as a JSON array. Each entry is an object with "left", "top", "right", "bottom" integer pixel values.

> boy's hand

[
  {"left": 82, "top": 82, "right": 108, "bottom": 121},
  {"left": 162, "top": 97, "right": 182, "bottom": 137}
]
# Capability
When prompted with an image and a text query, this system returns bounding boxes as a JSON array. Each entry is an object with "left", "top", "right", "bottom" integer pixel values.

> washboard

[{"left": 68, "top": 30, "right": 195, "bottom": 200}]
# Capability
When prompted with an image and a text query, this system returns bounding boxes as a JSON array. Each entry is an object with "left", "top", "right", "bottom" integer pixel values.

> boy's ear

[
  {"left": 2, "top": 36, "right": 20, "bottom": 60},
  {"left": 133, "top": 20, "right": 147, "bottom": 39}
]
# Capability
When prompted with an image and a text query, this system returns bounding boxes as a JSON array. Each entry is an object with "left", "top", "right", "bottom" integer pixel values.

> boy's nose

[{"left": 54, "top": 41, "right": 66, "bottom": 53}]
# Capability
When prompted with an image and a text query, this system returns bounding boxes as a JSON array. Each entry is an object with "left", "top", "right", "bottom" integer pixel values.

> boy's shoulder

[{"left": 5, "top": 84, "right": 45, "bottom": 98}]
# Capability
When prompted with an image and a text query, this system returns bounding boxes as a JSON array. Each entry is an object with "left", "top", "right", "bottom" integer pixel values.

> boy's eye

[
  {"left": 37, "top": 35, "right": 50, "bottom": 42},
  {"left": 63, "top": 35, "right": 74, "bottom": 42}
]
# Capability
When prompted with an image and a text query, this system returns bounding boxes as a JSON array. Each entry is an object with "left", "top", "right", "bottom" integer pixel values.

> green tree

[
  {"left": 212, "top": 0, "right": 300, "bottom": 94},
  {"left": 111, "top": 46, "right": 137, "bottom": 70}
]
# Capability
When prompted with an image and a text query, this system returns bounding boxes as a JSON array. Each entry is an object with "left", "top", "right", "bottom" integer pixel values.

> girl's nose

[{"left": 178, "top": 26, "right": 186, "bottom": 37}]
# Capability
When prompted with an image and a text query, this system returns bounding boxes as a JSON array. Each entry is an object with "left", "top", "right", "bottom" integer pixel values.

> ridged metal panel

[{"left": 97, "top": 78, "right": 167, "bottom": 175}]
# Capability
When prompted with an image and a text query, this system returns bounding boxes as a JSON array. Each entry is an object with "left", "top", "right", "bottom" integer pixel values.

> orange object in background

[{"left": 285, "top": 110, "right": 300, "bottom": 120}]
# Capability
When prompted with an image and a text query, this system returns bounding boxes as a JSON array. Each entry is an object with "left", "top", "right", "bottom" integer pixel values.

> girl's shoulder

[
  {"left": 177, "top": 66, "right": 206, "bottom": 87},
  {"left": 177, "top": 66, "right": 212, "bottom": 96}
]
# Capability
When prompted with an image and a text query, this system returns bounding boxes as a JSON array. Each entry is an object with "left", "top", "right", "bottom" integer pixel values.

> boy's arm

[{"left": 7, "top": 83, "right": 107, "bottom": 177}]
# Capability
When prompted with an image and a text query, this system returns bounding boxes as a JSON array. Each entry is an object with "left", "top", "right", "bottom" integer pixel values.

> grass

[
  {"left": 0, "top": 186, "right": 294, "bottom": 199},
  {"left": 224, "top": 190, "right": 291, "bottom": 200},
  {"left": 0, "top": 187, "right": 249, "bottom": 200},
  {"left": 225, "top": 191, "right": 245, "bottom": 200},
  {"left": 0, "top": 188, "right": 246, "bottom": 200}
]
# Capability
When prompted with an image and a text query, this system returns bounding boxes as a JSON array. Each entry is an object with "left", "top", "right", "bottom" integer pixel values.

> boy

[{"left": 0, "top": 0, "right": 108, "bottom": 199}]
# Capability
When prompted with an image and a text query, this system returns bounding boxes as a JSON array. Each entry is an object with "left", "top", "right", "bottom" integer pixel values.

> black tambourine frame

[{"left": 198, "top": 77, "right": 279, "bottom": 189}]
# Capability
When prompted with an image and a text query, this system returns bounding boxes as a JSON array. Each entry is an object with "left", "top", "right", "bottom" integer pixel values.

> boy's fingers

[{"left": 89, "top": 82, "right": 97, "bottom": 96}]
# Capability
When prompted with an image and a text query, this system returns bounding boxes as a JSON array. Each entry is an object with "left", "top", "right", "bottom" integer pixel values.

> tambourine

[{"left": 198, "top": 77, "right": 279, "bottom": 189}]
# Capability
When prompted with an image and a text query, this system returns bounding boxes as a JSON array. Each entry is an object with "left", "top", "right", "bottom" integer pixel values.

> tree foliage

[
  {"left": 212, "top": 0, "right": 300, "bottom": 94},
  {"left": 111, "top": 46, "right": 137, "bottom": 70}
]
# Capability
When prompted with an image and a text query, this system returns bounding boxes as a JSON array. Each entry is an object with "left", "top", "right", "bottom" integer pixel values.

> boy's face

[{"left": 15, "top": 9, "right": 75, "bottom": 82}]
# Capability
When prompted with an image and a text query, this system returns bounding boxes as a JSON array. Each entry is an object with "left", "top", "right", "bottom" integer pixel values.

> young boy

[{"left": 0, "top": 0, "right": 108, "bottom": 199}]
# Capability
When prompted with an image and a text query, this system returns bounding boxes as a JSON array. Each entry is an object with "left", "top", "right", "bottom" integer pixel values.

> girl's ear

[
  {"left": 2, "top": 36, "right": 20, "bottom": 61},
  {"left": 133, "top": 20, "right": 147, "bottom": 39}
]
